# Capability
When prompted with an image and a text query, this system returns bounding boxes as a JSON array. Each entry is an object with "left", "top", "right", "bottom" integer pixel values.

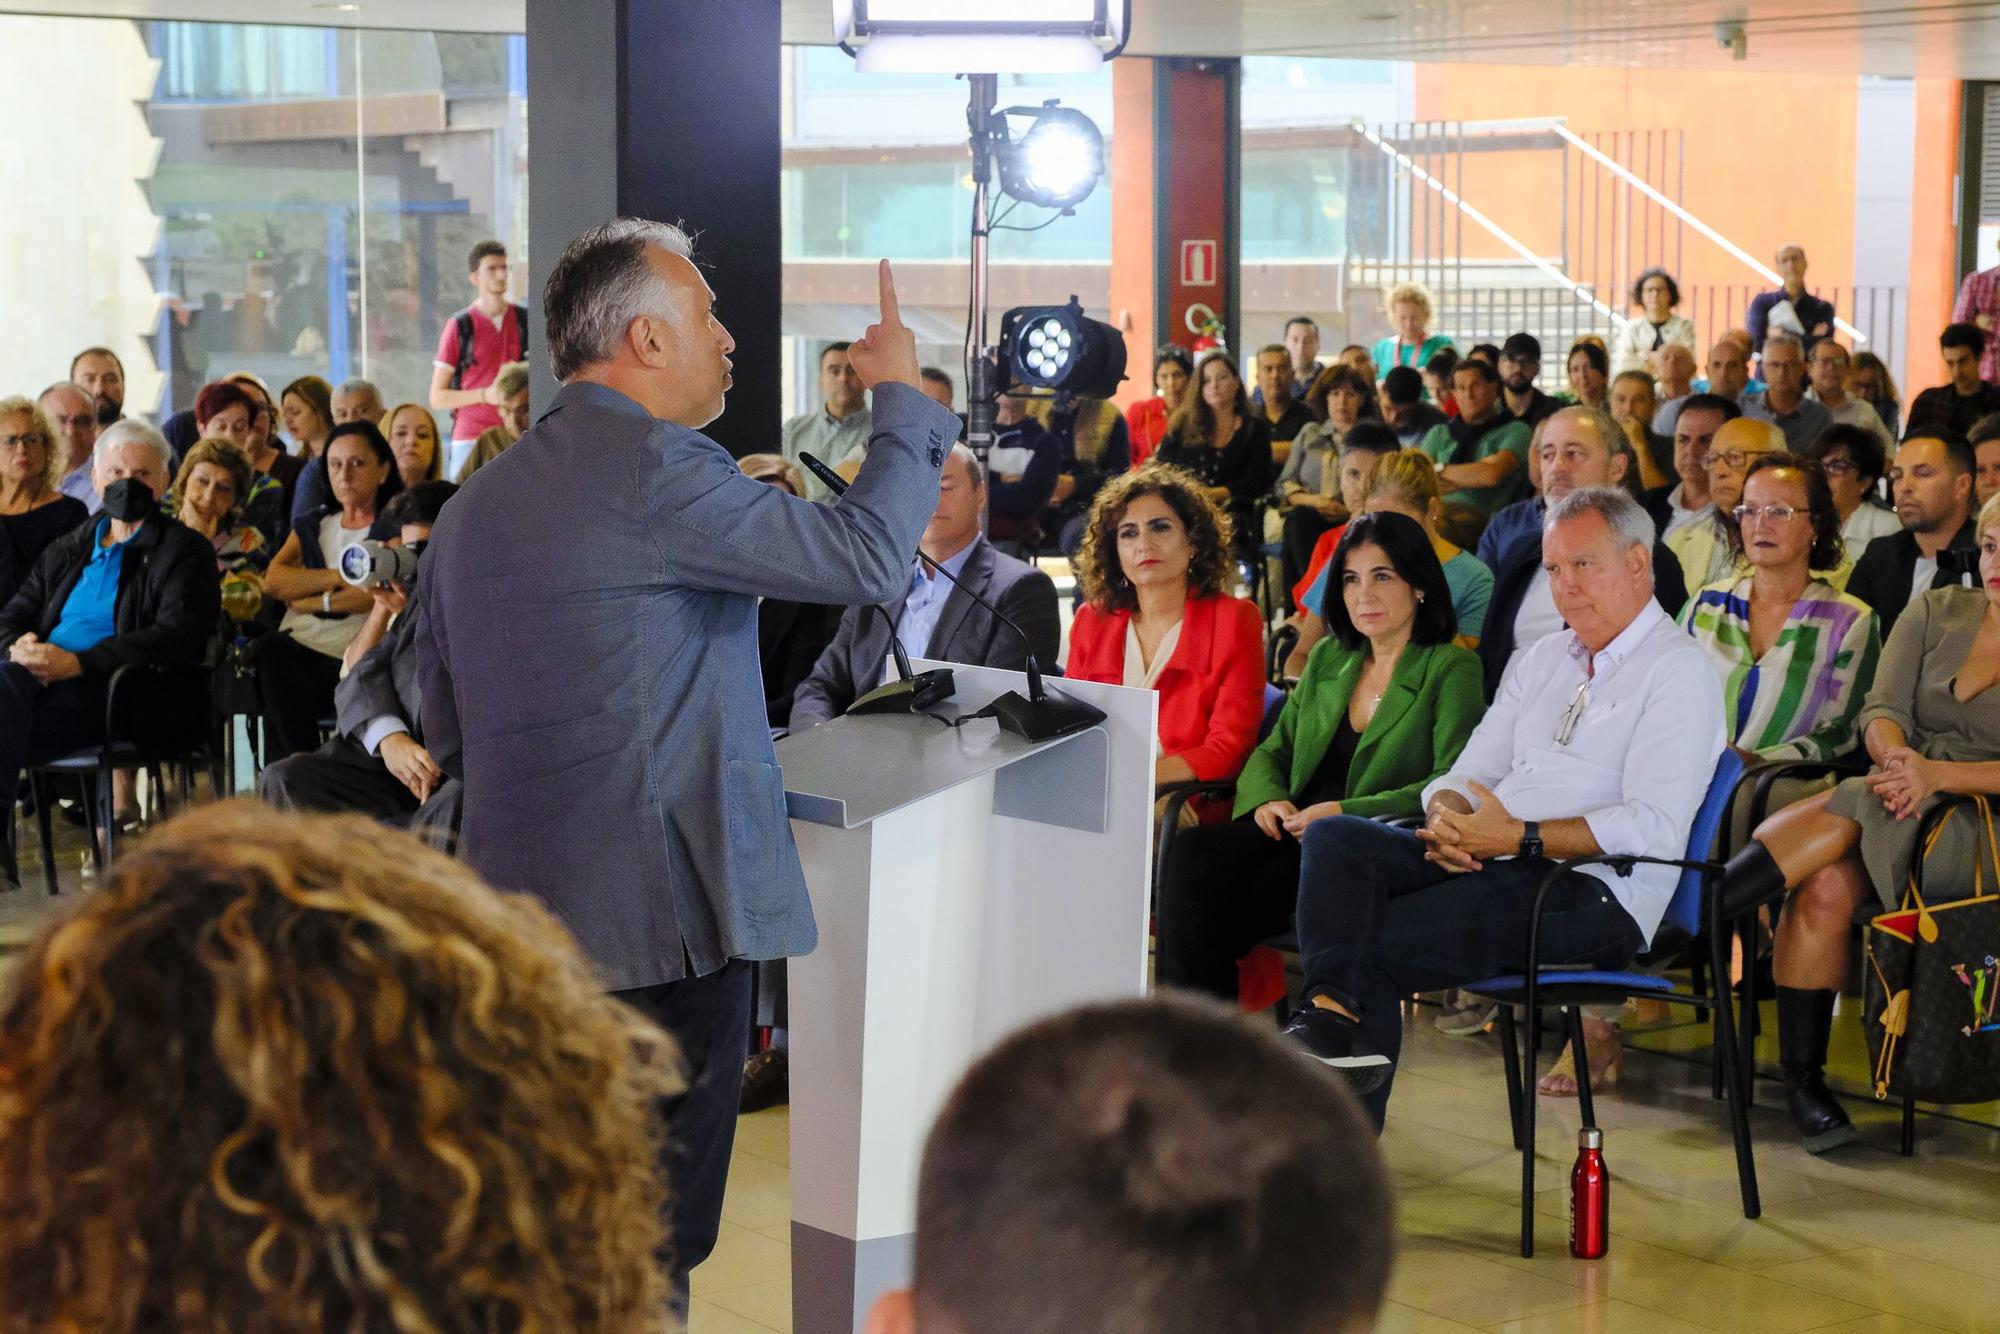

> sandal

[{"left": 1537, "top": 1030, "right": 1624, "bottom": 1097}]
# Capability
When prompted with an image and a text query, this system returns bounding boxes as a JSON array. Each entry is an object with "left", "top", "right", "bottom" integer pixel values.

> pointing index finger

[{"left": 877, "top": 259, "right": 902, "bottom": 327}]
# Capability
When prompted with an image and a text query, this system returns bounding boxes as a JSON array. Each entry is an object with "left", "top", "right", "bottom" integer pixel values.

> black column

[{"left": 527, "top": 0, "right": 782, "bottom": 457}]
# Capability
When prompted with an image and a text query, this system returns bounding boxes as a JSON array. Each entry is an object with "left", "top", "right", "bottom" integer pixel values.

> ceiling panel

[{"left": 6, "top": 0, "right": 2000, "bottom": 78}]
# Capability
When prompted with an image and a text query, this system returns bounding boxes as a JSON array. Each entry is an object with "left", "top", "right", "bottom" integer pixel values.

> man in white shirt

[{"left": 1282, "top": 487, "right": 1726, "bottom": 1120}]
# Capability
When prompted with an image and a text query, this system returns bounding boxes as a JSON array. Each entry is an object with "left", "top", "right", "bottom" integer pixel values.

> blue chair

[{"left": 1462, "top": 749, "right": 1757, "bottom": 1257}]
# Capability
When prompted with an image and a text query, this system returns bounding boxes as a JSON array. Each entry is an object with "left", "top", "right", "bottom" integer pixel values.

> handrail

[
  {"left": 1550, "top": 123, "right": 1869, "bottom": 346},
  {"left": 1349, "top": 120, "right": 1621, "bottom": 325}
]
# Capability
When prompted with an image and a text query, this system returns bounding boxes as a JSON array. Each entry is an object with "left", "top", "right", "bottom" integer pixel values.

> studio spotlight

[
  {"left": 998, "top": 104, "right": 1106, "bottom": 212},
  {"left": 999, "top": 297, "right": 1127, "bottom": 399}
]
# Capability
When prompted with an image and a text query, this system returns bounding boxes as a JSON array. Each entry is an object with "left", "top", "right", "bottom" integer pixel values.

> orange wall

[
  {"left": 1413, "top": 65, "right": 1858, "bottom": 319},
  {"left": 1907, "top": 79, "right": 1963, "bottom": 398},
  {"left": 1108, "top": 57, "right": 1157, "bottom": 412}
]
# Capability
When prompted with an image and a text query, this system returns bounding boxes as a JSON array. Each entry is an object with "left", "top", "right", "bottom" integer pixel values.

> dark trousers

[
  {"left": 254, "top": 632, "right": 341, "bottom": 762},
  {"left": 261, "top": 736, "right": 420, "bottom": 821},
  {"left": 1280, "top": 506, "right": 1337, "bottom": 612},
  {"left": 617, "top": 959, "right": 754, "bottom": 1310},
  {"left": 1158, "top": 818, "right": 1304, "bottom": 999},
  {"left": 0, "top": 664, "right": 105, "bottom": 878},
  {"left": 1296, "top": 817, "right": 1644, "bottom": 1121}
]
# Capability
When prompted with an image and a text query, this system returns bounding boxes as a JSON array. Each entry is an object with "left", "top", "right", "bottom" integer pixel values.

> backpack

[{"left": 449, "top": 303, "right": 529, "bottom": 390}]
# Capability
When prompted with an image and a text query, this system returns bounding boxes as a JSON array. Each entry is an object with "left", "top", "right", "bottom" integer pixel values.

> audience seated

[
  {"left": 1422, "top": 347, "right": 1460, "bottom": 418},
  {"left": 222, "top": 372, "right": 303, "bottom": 521},
  {"left": 1028, "top": 391, "right": 1129, "bottom": 559},
  {"left": 1844, "top": 430, "right": 1978, "bottom": 637},
  {"left": 1973, "top": 412, "right": 2000, "bottom": 505},
  {"left": 1807, "top": 338, "right": 1894, "bottom": 451},
  {"left": 1667, "top": 416, "right": 1789, "bottom": 589},
  {"left": 919, "top": 365, "right": 956, "bottom": 412},
  {"left": 737, "top": 454, "right": 843, "bottom": 729},
  {"left": 282, "top": 375, "right": 338, "bottom": 522},
  {"left": 1153, "top": 352, "right": 1274, "bottom": 561},
  {"left": 983, "top": 389, "right": 1063, "bottom": 557},
  {"left": 171, "top": 439, "right": 270, "bottom": 624},
  {"left": 330, "top": 375, "right": 386, "bottom": 425},
  {"left": 1415, "top": 356, "right": 1531, "bottom": 516},
  {"left": 1642, "top": 391, "right": 1740, "bottom": 540},
  {"left": 782, "top": 341, "right": 870, "bottom": 500},
  {"left": 384, "top": 402, "right": 444, "bottom": 489},
  {"left": 1719, "top": 492, "right": 2000, "bottom": 1153},
  {"left": 36, "top": 381, "right": 99, "bottom": 511},
  {"left": 263, "top": 482, "right": 462, "bottom": 833},
  {"left": 1565, "top": 337, "right": 1610, "bottom": 411},
  {"left": 863, "top": 994, "right": 1394, "bottom": 1334},
  {"left": 0, "top": 420, "right": 220, "bottom": 879},
  {"left": 1498, "top": 332, "right": 1563, "bottom": 428},
  {"left": 1609, "top": 368, "right": 1671, "bottom": 489},
  {"left": 1124, "top": 344, "right": 1192, "bottom": 469},
  {"left": 1282, "top": 316, "right": 1322, "bottom": 398},
  {"left": 456, "top": 360, "right": 530, "bottom": 483},
  {"left": 1906, "top": 322, "right": 2000, "bottom": 441},
  {"left": 1651, "top": 340, "right": 1698, "bottom": 405},
  {"left": 255, "top": 420, "right": 402, "bottom": 762},
  {"left": 1805, "top": 422, "right": 1900, "bottom": 553},
  {"left": 1379, "top": 365, "right": 1448, "bottom": 446},
  {"left": 1280, "top": 487, "right": 1725, "bottom": 1120},
  {"left": 1157, "top": 512, "right": 1483, "bottom": 999},
  {"left": 1067, "top": 463, "right": 1264, "bottom": 818},
  {"left": 1371, "top": 281, "right": 1454, "bottom": 379},
  {"left": 0, "top": 396, "right": 88, "bottom": 610},
  {"left": 1274, "top": 364, "right": 1372, "bottom": 600},
  {"left": 790, "top": 443, "right": 1059, "bottom": 728},
  {"left": 1293, "top": 451, "right": 1491, "bottom": 664},
  {"left": 1475, "top": 406, "right": 1689, "bottom": 698},
  {"left": 69, "top": 346, "right": 126, "bottom": 428},
  {"left": 1656, "top": 338, "right": 1751, "bottom": 436},
  {"left": 1612, "top": 267, "right": 1697, "bottom": 375},
  {"left": 1742, "top": 331, "right": 1833, "bottom": 449},
  {"left": 1253, "top": 343, "right": 1316, "bottom": 445},
  {"left": 1286, "top": 421, "right": 1402, "bottom": 615},
  {"left": 191, "top": 380, "right": 288, "bottom": 548},
  {"left": 0, "top": 802, "right": 679, "bottom": 1329},
  {"left": 1850, "top": 350, "right": 1903, "bottom": 440}
]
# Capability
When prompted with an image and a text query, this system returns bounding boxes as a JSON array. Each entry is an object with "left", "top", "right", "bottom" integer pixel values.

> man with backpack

[{"left": 429, "top": 240, "right": 529, "bottom": 479}]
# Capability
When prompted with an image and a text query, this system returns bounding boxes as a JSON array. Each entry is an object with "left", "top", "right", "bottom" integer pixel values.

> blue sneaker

[{"left": 1282, "top": 1003, "right": 1392, "bottom": 1095}]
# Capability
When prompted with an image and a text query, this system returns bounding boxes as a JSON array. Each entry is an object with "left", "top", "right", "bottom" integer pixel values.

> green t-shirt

[{"left": 1416, "top": 417, "right": 1532, "bottom": 513}]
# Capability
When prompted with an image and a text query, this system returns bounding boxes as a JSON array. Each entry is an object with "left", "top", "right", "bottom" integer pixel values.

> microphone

[{"left": 799, "top": 451, "right": 1105, "bottom": 742}]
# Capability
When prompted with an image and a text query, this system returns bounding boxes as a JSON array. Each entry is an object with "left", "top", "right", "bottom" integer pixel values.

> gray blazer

[
  {"left": 414, "top": 379, "right": 956, "bottom": 989},
  {"left": 789, "top": 535, "right": 1061, "bottom": 729},
  {"left": 334, "top": 589, "right": 422, "bottom": 744}
]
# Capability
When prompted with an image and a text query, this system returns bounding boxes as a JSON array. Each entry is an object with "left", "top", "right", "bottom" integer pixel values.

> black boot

[
  {"left": 1776, "top": 986, "right": 1856, "bottom": 1154},
  {"left": 1718, "top": 839, "right": 1788, "bottom": 919}
]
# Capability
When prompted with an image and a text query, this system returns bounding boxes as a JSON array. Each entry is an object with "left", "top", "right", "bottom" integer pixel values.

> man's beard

[
  {"left": 94, "top": 397, "right": 121, "bottom": 426},
  {"left": 1504, "top": 377, "right": 1533, "bottom": 394}
]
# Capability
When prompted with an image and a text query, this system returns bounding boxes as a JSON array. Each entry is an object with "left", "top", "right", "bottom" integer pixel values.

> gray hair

[
  {"left": 1547, "top": 404, "right": 1624, "bottom": 459},
  {"left": 1545, "top": 484, "right": 1656, "bottom": 554},
  {"left": 333, "top": 376, "right": 383, "bottom": 408},
  {"left": 1762, "top": 329, "right": 1805, "bottom": 357},
  {"left": 948, "top": 441, "right": 985, "bottom": 490},
  {"left": 37, "top": 380, "right": 92, "bottom": 411},
  {"left": 542, "top": 217, "right": 695, "bottom": 379},
  {"left": 92, "top": 418, "right": 172, "bottom": 476}
]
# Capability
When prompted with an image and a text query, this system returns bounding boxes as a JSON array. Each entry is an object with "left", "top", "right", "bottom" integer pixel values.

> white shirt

[
  {"left": 1660, "top": 487, "right": 1709, "bottom": 538},
  {"left": 1840, "top": 502, "right": 1900, "bottom": 557},
  {"left": 1510, "top": 566, "right": 1565, "bottom": 649},
  {"left": 1911, "top": 555, "right": 1939, "bottom": 607},
  {"left": 277, "top": 515, "right": 371, "bottom": 659},
  {"left": 1423, "top": 600, "right": 1726, "bottom": 945},
  {"left": 1124, "top": 620, "right": 1182, "bottom": 690}
]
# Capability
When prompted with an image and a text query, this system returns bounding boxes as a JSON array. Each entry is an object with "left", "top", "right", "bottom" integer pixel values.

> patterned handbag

[{"left": 1863, "top": 795, "right": 2000, "bottom": 1104}]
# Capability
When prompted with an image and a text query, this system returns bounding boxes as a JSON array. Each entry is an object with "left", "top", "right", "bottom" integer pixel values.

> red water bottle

[{"left": 1570, "top": 1126, "right": 1609, "bottom": 1258}]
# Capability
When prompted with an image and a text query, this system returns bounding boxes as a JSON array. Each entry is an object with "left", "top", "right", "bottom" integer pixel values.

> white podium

[{"left": 775, "top": 661, "right": 1157, "bottom": 1334}]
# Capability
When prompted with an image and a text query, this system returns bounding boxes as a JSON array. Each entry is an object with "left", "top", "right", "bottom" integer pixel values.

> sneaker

[
  {"left": 1434, "top": 989, "right": 1499, "bottom": 1036},
  {"left": 1282, "top": 1003, "right": 1392, "bottom": 1095}
]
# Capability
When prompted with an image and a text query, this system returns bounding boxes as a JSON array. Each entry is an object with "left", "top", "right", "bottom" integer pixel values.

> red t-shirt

[{"left": 435, "top": 304, "right": 525, "bottom": 440}]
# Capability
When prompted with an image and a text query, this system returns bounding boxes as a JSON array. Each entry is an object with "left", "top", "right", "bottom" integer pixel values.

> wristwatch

[{"left": 1518, "top": 820, "right": 1543, "bottom": 860}]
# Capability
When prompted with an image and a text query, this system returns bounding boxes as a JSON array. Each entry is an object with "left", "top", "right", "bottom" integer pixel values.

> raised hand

[{"left": 844, "top": 259, "right": 922, "bottom": 391}]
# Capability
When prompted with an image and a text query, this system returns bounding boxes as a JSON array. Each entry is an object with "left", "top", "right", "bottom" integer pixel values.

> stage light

[
  {"left": 998, "top": 106, "right": 1105, "bottom": 212},
  {"left": 999, "top": 297, "right": 1126, "bottom": 399},
  {"left": 833, "top": 0, "right": 1128, "bottom": 73}
]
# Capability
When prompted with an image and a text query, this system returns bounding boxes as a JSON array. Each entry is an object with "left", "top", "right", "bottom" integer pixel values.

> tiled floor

[{"left": 692, "top": 1010, "right": 2000, "bottom": 1334}]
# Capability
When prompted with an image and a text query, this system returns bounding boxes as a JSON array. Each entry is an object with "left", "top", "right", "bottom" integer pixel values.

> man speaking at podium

[{"left": 413, "top": 218, "right": 954, "bottom": 1299}]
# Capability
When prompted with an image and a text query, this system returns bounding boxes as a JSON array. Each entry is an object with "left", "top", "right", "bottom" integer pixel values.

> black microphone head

[{"left": 797, "top": 451, "right": 849, "bottom": 496}]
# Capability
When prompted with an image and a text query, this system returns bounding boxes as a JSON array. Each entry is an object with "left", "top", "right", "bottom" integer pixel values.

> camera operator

[{"left": 260, "top": 481, "right": 459, "bottom": 834}]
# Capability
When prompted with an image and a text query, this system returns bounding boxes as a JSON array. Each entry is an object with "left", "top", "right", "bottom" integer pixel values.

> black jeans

[
  {"left": 0, "top": 664, "right": 106, "bottom": 880},
  {"left": 616, "top": 959, "right": 754, "bottom": 1311},
  {"left": 1296, "top": 817, "right": 1644, "bottom": 1123},
  {"left": 1158, "top": 818, "right": 1304, "bottom": 999},
  {"left": 254, "top": 632, "right": 342, "bottom": 762}
]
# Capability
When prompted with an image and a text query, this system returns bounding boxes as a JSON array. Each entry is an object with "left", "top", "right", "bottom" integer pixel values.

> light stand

[{"left": 963, "top": 73, "right": 1002, "bottom": 493}]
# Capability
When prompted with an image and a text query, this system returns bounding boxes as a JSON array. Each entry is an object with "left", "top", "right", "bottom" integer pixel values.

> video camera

[{"left": 338, "top": 539, "right": 424, "bottom": 590}]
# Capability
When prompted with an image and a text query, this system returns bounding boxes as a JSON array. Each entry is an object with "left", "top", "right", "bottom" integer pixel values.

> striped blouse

[{"left": 1678, "top": 575, "right": 1881, "bottom": 763}]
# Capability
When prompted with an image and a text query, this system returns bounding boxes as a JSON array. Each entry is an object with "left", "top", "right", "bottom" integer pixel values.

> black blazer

[
  {"left": 0, "top": 513, "right": 220, "bottom": 678},
  {"left": 759, "top": 598, "right": 843, "bottom": 729},
  {"left": 789, "top": 536, "right": 1061, "bottom": 729},
  {"left": 335, "top": 582, "right": 425, "bottom": 744},
  {"left": 1844, "top": 518, "right": 1978, "bottom": 639},
  {"left": 1477, "top": 533, "right": 1689, "bottom": 699}
]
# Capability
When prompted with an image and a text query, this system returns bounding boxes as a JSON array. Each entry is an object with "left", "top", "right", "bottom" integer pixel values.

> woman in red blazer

[
  {"left": 1067, "top": 462, "right": 1266, "bottom": 817},
  {"left": 1122, "top": 345, "right": 1193, "bottom": 470}
]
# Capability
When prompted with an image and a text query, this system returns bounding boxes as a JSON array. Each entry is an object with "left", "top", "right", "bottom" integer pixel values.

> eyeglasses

[
  {"left": 0, "top": 433, "right": 45, "bottom": 452},
  {"left": 1732, "top": 503, "right": 1803, "bottom": 525},
  {"left": 1818, "top": 457, "right": 1857, "bottom": 476},
  {"left": 1554, "top": 681, "right": 1590, "bottom": 746},
  {"left": 1708, "top": 449, "right": 1772, "bottom": 470}
]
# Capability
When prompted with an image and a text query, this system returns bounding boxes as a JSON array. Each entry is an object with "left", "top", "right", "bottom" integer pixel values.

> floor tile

[
  {"left": 705, "top": 1277, "right": 793, "bottom": 1334},
  {"left": 1387, "top": 1246, "right": 1589, "bottom": 1326},
  {"left": 688, "top": 1298, "right": 783, "bottom": 1334},
  {"left": 1488, "top": 1298, "right": 1724, "bottom": 1334},
  {"left": 1758, "top": 1250, "right": 2000, "bottom": 1334},
  {"left": 691, "top": 1220, "right": 794, "bottom": 1297},
  {"left": 733, "top": 1106, "right": 790, "bottom": 1166}
]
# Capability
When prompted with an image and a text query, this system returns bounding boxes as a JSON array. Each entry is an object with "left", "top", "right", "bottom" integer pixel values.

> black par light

[{"left": 999, "top": 297, "right": 1127, "bottom": 399}]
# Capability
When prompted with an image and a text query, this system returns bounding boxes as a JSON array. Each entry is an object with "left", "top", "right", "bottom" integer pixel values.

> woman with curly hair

[
  {"left": 1611, "top": 266, "right": 1697, "bottom": 376},
  {"left": 1370, "top": 282, "right": 1454, "bottom": 380},
  {"left": 170, "top": 438, "right": 271, "bottom": 622},
  {"left": 0, "top": 801, "right": 681, "bottom": 1332},
  {"left": 0, "top": 395, "right": 87, "bottom": 609},
  {"left": 1066, "top": 462, "right": 1265, "bottom": 822}
]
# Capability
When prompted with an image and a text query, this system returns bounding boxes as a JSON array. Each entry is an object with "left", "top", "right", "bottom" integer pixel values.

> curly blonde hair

[
  {"left": 0, "top": 396, "right": 65, "bottom": 491},
  {"left": 0, "top": 801, "right": 681, "bottom": 1333},
  {"left": 1383, "top": 282, "right": 1434, "bottom": 324},
  {"left": 1074, "top": 462, "right": 1235, "bottom": 612}
]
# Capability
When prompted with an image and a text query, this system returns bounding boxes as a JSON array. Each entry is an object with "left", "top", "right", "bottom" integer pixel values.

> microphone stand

[{"left": 800, "top": 451, "right": 1106, "bottom": 742}]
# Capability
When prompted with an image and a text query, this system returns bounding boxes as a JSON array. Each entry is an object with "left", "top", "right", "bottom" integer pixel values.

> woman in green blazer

[{"left": 1158, "top": 512, "right": 1486, "bottom": 1000}]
